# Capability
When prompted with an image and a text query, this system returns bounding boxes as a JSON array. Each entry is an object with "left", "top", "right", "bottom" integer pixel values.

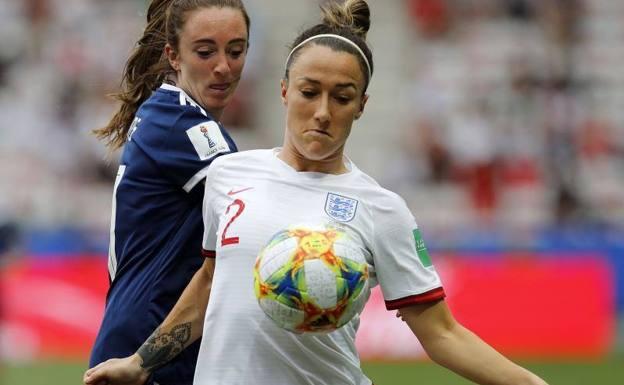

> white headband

[{"left": 285, "top": 33, "right": 372, "bottom": 81}]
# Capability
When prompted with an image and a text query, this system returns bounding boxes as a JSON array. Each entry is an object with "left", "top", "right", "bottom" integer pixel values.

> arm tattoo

[{"left": 137, "top": 323, "right": 192, "bottom": 372}]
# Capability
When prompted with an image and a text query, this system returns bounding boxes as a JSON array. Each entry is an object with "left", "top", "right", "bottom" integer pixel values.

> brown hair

[
  {"left": 95, "top": 0, "right": 250, "bottom": 150},
  {"left": 284, "top": 0, "right": 373, "bottom": 92}
]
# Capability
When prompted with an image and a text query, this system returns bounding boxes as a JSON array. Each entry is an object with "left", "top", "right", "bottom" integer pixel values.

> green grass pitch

[{"left": 2, "top": 357, "right": 623, "bottom": 385}]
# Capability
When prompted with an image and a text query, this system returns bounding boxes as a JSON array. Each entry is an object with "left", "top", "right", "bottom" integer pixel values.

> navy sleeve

[{"left": 133, "top": 106, "right": 237, "bottom": 192}]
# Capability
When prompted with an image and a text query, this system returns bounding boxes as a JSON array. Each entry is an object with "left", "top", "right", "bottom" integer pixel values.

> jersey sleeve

[
  {"left": 370, "top": 193, "right": 445, "bottom": 310},
  {"left": 135, "top": 107, "right": 236, "bottom": 193},
  {"left": 201, "top": 160, "right": 222, "bottom": 258}
]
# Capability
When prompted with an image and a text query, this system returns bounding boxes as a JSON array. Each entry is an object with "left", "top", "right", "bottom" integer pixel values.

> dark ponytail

[{"left": 94, "top": 0, "right": 173, "bottom": 150}]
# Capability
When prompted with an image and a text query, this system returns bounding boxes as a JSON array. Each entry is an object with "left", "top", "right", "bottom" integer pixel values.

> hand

[{"left": 83, "top": 353, "right": 150, "bottom": 385}]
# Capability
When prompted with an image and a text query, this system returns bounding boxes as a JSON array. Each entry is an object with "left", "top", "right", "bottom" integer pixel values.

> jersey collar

[
  {"left": 159, "top": 83, "right": 209, "bottom": 118},
  {"left": 271, "top": 148, "right": 356, "bottom": 181}
]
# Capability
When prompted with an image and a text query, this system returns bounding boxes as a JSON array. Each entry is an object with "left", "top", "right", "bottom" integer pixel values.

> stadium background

[{"left": 1, "top": 0, "right": 623, "bottom": 384}]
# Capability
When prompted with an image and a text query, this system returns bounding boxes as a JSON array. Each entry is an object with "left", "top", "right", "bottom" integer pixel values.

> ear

[
  {"left": 280, "top": 78, "right": 288, "bottom": 106},
  {"left": 355, "top": 94, "right": 369, "bottom": 120},
  {"left": 165, "top": 43, "right": 180, "bottom": 71}
]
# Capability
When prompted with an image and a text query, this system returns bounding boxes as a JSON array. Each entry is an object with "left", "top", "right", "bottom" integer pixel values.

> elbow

[{"left": 418, "top": 321, "right": 460, "bottom": 365}]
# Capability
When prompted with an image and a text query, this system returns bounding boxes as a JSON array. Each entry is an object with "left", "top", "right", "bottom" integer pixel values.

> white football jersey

[{"left": 196, "top": 149, "right": 445, "bottom": 385}]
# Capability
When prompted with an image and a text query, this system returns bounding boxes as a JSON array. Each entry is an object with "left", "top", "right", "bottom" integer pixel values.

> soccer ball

[{"left": 253, "top": 225, "right": 370, "bottom": 333}]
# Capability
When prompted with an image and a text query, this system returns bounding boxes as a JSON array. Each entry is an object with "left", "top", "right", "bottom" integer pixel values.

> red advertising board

[
  {"left": 357, "top": 254, "right": 615, "bottom": 360},
  {"left": 0, "top": 254, "right": 615, "bottom": 361},
  {"left": 0, "top": 257, "right": 108, "bottom": 360}
]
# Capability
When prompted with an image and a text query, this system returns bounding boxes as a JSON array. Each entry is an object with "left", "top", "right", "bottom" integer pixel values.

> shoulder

[
  {"left": 210, "top": 149, "right": 273, "bottom": 169},
  {"left": 133, "top": 85, "right": 233, "bottom": 154},
  {"left": 343, "top": 166, "right": 415, "bottom": 229},
  {"left": 350, "top": 165, "right": 408, "bottom": 211},
  {"left": 204, "top": 150, "right": 272, "bottom": 195},
  {"left": 137, "top": 84, "right": 214, "bottom": 132},
  {"left": 151, "top": 83, "right": 210, "bottom": 118},
  {"left": 205, "top": 150, "right": 275, "bottom": 185}
]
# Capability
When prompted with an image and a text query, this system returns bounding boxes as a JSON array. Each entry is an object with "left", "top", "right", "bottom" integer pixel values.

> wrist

[{"left": 132, "top": 352, "right": 152, "bottom": 374}]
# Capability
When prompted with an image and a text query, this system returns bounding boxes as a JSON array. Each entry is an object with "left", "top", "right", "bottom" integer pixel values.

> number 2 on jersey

[{"left": 221, "top": 199, "right": 245, "bottom": 246}]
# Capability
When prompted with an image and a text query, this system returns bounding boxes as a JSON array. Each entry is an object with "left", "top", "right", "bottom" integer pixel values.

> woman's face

[
  {"left": 166, "top": 7, "right": 248, "bottom": 119},
  {"left": 281, "top": 44, "right": 368, "bottom": 172}
]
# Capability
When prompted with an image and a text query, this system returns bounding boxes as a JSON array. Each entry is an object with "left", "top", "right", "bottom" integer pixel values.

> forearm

[
  {"left": 422, "top": 322, "right": 546, "bottom": 385},
  {"left": 83, "top": 260, "right": 213, "bottom": 385},
  {"left": 136, "top": 258, "right": 214, "bottom": 373},
  {"left": 402, "top": 300, "right": 548, "bottom": 385}
]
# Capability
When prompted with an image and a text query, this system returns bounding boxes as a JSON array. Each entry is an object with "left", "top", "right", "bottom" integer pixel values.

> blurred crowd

[
  {"left": 0, "top": 0, "right": 142, "bottom": 235},
  {"left": 0, "top": 0, "right": 623, "bottom": 255},
  {"left": 390, "top": 0, "right": 624, "bottom": 233},
  {"left": 0, "top": 0, "right": 258, "bottom": 246}
]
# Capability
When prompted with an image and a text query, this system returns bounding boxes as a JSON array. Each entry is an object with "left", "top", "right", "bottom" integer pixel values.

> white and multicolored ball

[{"left": 253, "top": 225, "right": 370, "bottom": 333}]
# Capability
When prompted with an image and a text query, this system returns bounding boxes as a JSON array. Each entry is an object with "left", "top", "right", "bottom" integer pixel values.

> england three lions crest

[{"left": 325, "top": 193, "right": 358, "bottom": 222}]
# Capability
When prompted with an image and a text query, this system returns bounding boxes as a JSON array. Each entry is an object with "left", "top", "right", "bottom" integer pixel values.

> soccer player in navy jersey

[{"left": 88, "top": 1, "right": 250, "bottom": 385}]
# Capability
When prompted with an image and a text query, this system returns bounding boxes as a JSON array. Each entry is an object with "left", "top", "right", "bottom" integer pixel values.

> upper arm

[
  {"left": 173, "top": 117, "right": 235, "bottom": 192},
  {"left": 134, "top": 110, "right": 235, "bottom": 193},
  {"left": 370, "top": 194, "right": 445, "bottom": 310}
]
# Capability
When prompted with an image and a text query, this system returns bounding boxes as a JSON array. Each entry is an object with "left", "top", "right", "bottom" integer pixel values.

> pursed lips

[
  {"left": 209, "top": 83, "right": 231, "bottom": 91},
  {"left": 305, "top": 128, "right": 331, "bottom": 138}
]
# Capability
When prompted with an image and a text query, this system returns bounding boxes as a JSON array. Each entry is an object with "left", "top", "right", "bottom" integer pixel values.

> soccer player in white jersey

[{"left": 84, "top": 1, "right": 549, "bottom": 384}]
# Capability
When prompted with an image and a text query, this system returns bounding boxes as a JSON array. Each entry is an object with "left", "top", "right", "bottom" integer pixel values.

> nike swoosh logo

[{"left": 227, "top": 187, "right": 254, "bottom": 196}]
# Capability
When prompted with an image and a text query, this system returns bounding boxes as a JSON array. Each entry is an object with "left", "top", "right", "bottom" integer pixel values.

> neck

[
  {"left": 277, "top": 144, "right": 348, "bottom": 174},
  {"left": 170, "top": 75, "right": 223, "bottom": 120}
]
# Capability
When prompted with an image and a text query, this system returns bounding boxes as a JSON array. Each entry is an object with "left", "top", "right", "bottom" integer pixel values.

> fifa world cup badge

[{"left": 324, "top": 193, "right": 358, "bottom": 222}]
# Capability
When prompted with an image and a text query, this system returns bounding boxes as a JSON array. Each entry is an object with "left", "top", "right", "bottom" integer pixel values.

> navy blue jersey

[{"left": 90, "top": 84, "right": 237, "bottom": 385}]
